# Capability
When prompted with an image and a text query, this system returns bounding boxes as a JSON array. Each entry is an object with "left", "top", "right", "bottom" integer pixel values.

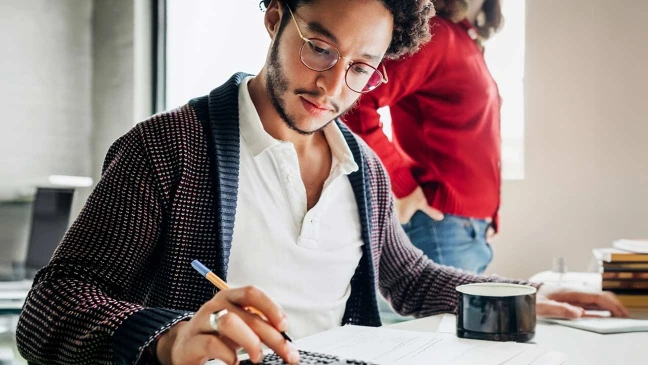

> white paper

[
  {"left": 438, "top": 314, "right": 457, "bottom": 333},
  {"left": 296, "top": 325, "right": 566, "bottom": 365}
]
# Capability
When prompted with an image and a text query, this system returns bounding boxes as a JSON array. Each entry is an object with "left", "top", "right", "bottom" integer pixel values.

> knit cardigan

[{"left": 16, "top": 73, "right": 526, "bottom": 364}]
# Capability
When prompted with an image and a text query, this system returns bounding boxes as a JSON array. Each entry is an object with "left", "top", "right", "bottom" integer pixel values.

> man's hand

[
  {"left": 536, "top": 284, "right": 631, "bottom": 319},
  {"left": 156, "top": 286, "right": 299, "bottom": 365},
  {"left": 395, "top": 186, "right": 444, "bottom": 224}
]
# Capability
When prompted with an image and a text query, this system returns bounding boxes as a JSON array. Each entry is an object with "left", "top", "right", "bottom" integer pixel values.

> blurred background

[{"left": 0, "top": 0, "right": 647, "bottom": 362}]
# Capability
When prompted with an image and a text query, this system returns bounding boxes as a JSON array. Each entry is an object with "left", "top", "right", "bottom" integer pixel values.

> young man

[
  {"left": 343, "top": 0, "right": 506, "bottom": 274},
  {"left": 16, "top": 1, "right": 628, "bottom": 364}
]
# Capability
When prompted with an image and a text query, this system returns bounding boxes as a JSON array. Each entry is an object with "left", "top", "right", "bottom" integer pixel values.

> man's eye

[
  {"left": 309, "top": 42, "right": 330, "bottom": 55},
  {"left": 352, "top": 65, "right": 371, "bottom": 75}
]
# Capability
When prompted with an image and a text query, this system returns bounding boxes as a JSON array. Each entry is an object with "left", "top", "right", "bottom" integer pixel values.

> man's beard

[{"left": 266, "top": 29, "right": 353, "bottom": 136}]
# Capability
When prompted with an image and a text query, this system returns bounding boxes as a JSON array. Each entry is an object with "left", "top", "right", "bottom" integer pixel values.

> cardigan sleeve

[{"left": 16, "top": 126, "right": 193, "bottom": 365}]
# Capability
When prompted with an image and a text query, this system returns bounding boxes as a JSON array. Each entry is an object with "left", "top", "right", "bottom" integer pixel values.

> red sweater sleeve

[{"left": 343, "top": 18, "right": 449, "bottom": 198}]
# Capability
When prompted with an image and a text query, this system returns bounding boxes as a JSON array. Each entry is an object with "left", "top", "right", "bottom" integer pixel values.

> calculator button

[{"left": 239, "top": 350, "right": 377, "bottom": 365}]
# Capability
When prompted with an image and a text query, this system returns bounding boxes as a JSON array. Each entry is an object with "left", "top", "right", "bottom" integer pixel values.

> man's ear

[{"left": 264, "top": 0, "right": 284, "bottom": 40}]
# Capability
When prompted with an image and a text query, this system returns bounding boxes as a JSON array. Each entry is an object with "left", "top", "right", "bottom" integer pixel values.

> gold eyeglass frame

[{"left": 286, "top": 5, "right": 389, "bottom": 93}]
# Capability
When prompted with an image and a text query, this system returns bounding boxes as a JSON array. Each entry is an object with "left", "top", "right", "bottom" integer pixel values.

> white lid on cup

[{"left": 456, "top": 283, "right": 537, "bottom": 297}]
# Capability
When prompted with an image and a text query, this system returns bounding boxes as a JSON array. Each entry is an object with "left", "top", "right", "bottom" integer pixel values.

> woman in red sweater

[{"left": 343, "top": 0, "right": 503, "bottom": 274}]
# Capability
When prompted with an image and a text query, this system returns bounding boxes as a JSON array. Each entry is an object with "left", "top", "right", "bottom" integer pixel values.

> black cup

[{"left": 456, "top": 283, "right": 536, "bottom": 342}]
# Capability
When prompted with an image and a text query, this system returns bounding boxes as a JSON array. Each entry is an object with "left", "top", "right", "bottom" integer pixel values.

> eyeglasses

[{"left": 287, "top": 6, "right": 388, "bottom": 93}]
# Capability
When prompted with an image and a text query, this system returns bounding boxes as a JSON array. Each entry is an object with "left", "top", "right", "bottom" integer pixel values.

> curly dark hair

[{"left": 259, "top": 0, "right": 435, "bottom": 59}]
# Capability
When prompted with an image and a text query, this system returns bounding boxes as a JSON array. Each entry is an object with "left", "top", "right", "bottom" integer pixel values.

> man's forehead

[{"left": 294, "top": 1, "right": 394, "bottom": 60}]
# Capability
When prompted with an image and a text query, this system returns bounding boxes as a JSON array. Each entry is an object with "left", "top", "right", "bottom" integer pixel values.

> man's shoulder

[
  {"left": 137, "top": 103, "right": 204, "bottom": 139},
  {"left": 134, "top": 102, "right": 209, "bottom": 155}
]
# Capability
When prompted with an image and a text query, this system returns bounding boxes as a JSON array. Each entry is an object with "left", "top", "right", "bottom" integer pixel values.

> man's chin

[
  {"left": 285, "top": 122, "right": 320, "bottom": 136},
  {"left": 284, "top": 118, "right": 335, "bottom": 136}
]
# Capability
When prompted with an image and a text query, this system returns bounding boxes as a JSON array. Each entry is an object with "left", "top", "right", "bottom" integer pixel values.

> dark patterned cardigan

[{"left": 16, "top": 73, "right": 527, "bottom": 364}]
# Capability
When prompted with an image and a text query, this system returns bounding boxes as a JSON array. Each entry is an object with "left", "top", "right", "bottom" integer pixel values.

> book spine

[
  {"left": 603, "top": 288, "right": 648, "bottom": 295},
  {"left": 602, "top": 280, "right": 648, "bottom": 290},
  {"left": 601, "top": 261, "right": 648, "bottom": 271},
  {"left": 602, "top": 272, "right": 648, "bottom": 279}
]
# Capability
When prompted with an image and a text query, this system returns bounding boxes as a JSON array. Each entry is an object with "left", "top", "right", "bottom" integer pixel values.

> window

[
  {"left": 166, "top": 1, "right": 269, "bottom": 110},
  {"left": 166, "top": 0, "right": 525, "bottom": 179},
  {"left": 484, "top": 0, "right": 526, "bottom": 179}
]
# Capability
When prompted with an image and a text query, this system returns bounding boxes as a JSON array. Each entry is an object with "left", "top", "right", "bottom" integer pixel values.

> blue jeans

[{"left": 402, "top": 211, "right": 493, "bottom": 274}]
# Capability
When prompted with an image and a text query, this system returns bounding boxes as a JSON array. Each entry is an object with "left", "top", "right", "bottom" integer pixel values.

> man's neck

[
  {"left": 247, "top": 73, "right": 324, "bottom": 154},
  {"left": 247, "top": 71, "right": 333, "bottom": 210},
  {"left": 466, "top": 0, "right": 486, "bottom": 24}
]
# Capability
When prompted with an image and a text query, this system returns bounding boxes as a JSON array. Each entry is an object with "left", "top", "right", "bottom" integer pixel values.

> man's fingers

[
  {"left": 228, "top": 305, "right": 299, "bottom": 364},
  {"left": 197, "top": 287, "right": 286, "bottom": 332},
  {"left": 539, "top": 286, "right": 632, "bottom": 319},
  {"left": 226, "top": 286, "right": 288, "bottom": 332},
  {"left": 537, "top": 299, "right": 585, "bottom": 319},
  {"left": 193, "top": 288, "right": 298, "bottom": 364},
  {"left": 209, "top": 311, "right": 265, "bottom": 363},
  {"left": 560, "top": 291, "right": 631, "bottom": 318},
  {"left": 189, "top": 334, "right": 238, "bottom": 365},
  {"left": 595, "top": 292, "right": 631, "bottom": 318}
]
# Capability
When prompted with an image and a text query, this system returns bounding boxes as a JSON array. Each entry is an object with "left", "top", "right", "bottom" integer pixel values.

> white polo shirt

[{"left": 227, "top": 77, "right": 364, "bottom": 340}]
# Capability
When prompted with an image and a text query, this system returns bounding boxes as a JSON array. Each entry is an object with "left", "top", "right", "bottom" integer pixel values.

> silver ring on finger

[{"left": 209, "top": 309, "right": 229, "bottom": 333}]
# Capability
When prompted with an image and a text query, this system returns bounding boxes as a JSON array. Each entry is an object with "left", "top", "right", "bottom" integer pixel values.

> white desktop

[
  {"left": 389, "top": 311, "right": 647, "bottom": 365},
  {"left": 387, "top": 271, "right": 648, "bottom": 365}
]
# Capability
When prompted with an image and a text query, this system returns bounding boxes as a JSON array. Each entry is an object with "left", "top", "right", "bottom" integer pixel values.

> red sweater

[{"left": 343, "top": 16, "right": 502, "bottom": 230}]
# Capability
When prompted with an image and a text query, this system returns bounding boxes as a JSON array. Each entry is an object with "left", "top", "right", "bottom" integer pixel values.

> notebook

[
  {"left": 543, "top": 317, "right": 648, "bottom": 334},
  {"left": 592, "top": 248, "right": 648, "bottom": 263}
]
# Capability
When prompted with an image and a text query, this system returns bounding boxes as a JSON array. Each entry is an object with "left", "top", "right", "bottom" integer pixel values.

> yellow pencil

[{"left": 191, "top": 259, "right": 292, "bottom": 342}]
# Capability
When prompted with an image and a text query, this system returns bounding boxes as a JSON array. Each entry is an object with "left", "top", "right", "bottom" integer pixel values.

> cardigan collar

[{"left": 201, "top": 72, "right": 380, "bottom": 326}]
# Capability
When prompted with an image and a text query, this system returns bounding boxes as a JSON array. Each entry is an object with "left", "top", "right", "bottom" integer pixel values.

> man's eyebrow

[
  {"left": 306, "top": 21, "right": 340, "bottom": 44},
  {"left": 306, "top": 21, "right": 382, "bottom": 62},
  {"left": 360, "top": 52, "right": 382, "bottom": 62}
]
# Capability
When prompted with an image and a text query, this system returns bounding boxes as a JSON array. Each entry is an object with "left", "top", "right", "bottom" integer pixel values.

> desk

[
  {"left": 388, "top": 312, "right": 648, "bottom": 364},
  {"left": 388, "top": 271, "right": 648, "bottom": 364},
  {"left": 1, "top": 272, "right": 645, "bottom": 364}
]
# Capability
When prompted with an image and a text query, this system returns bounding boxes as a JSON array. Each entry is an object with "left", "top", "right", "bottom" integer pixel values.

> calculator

[{"left": 239, "top": 349, "right": 377, "bottom": 364}]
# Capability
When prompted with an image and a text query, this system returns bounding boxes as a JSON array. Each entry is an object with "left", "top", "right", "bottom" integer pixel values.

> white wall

[
  {"left": 71, "top": 0, "right": 139, "bottom": 218},
  {"left": 488, "top": 0, "right": 648, "bottom": 279},
  {"left": 0, "top": 0, "right": 141, "bottom": 269},
  {"left": 0, "top": 0, "right": 92, "bottom": 271},
  {"left": 91, "top": 0, "right": 139, "bottom": 181},
  {"left": 0, "top": 0, "right": 93, "bottom": 200}
]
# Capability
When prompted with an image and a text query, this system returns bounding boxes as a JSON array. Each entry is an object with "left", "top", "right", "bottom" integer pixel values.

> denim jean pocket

[
  {"left": 433, "top": 215, "right": 478, "bottom": 247},
  {"left": 402, "top": 210, "right": 433, "bottom": 235}
]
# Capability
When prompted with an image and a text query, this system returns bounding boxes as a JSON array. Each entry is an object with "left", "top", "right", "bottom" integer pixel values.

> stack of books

[{"left": 594, "top": 239, "right": 648, "bottom": 308}]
